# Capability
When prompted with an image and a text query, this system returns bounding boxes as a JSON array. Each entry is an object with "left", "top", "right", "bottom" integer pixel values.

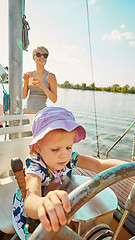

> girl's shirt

[
  {"left": 12, "top": 152, "right": 79, "bottom": 240},
  {"left": 25, "top": 151, "right": 79, "bottom": 185}
]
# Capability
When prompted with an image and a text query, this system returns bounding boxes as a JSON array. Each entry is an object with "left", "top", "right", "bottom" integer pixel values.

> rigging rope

[
  {"left": 85, "top": 0, "right": 100, "bottom": 157},
  {"left": 1, "top": 81, "right": 10, "bottom": 115},
  {"left": 22, "top": 0, "right": 30, "bottom": 51},
  {"left": 1, "top": 81, "right": 10, "bottom": 139}
]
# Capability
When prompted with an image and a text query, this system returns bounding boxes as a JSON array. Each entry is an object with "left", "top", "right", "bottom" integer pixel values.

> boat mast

[{"left": 8, "top": 0, "right": 23, "bottom": 115}]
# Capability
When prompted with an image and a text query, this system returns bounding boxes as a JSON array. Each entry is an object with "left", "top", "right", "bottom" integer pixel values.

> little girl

[{"left": 12, "top": 106, "right": 125, "bottom": 239}]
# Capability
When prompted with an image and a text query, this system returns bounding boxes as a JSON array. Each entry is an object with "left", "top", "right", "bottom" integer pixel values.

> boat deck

[
  {"left": 74, "top": 166, "right": 135, "bottom": 237},
  {"left": 0, "top": 167, "right": 134, "bottom": 240}
]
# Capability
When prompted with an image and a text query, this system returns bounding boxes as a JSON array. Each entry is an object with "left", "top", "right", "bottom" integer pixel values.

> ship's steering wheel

[{"left": 27, "top": 162, "right": 135, "bottom": 240}]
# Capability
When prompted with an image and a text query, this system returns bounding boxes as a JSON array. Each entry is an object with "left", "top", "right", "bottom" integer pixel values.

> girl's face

[{"left": 37, "top": 130, "right": 75, "bottom": 172}]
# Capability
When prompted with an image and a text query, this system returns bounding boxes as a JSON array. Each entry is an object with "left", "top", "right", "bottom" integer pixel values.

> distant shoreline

[
  {"left": 1, "top": 81, "right": 135, "bottom": 94},
  {"left": 58, "top": 81, "right": 135, "bottom": 94}
]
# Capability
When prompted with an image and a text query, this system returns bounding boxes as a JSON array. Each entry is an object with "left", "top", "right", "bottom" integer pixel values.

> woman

[{"left": 23, "top": 46, "right": 57, "bottom": 114}]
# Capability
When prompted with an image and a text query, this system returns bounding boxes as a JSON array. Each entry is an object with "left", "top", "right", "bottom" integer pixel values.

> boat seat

[
  {"left": 0, "top": 114, "right": 34, "bottom": 234},
  {"left": 0, "top": 139, "right": 32, "bottom": 234},
  {"left": 0, "top": 137, "right": 32, "bottom": 234},
  {"left": 0, "top": 175, "right": 17, "bottom": 233},
  {"left": 0, "top": 137, "right": 33, "bottom": 175},
  {"left": 0, "top": 114, "right": 34, "bottom": 175}
]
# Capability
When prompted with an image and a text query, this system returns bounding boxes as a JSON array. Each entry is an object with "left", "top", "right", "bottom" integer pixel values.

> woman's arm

[
  {"left": 24, "top": 173, "right": 71, "bottom": 232},
  {"left": 77, "top": 154, "right": 126, "bottom": 173},
  {"left": 22, "top": 73, "right": 30, "bottom": 99},
  {"left": 47, "top": 73, "right": 57, "bottom": 103}
]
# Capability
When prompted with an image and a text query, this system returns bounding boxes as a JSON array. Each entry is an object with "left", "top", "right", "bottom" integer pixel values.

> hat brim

[{"left": 29, "top": 119, "right": 86, "bottom": 150}]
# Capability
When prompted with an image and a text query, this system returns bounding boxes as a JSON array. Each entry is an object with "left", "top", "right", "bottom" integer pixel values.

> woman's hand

[
  {"left": 37, "top": 190, "right": 71, "bottom": 232},
  {"left": 23, "top": 73, "right": 31, "bottom": 84},
  {"left": 32, "top": 77, "right": 45, "bottom": 89},
  {"left": 31, "top": 73, "right": 57, "bottom": 103}
]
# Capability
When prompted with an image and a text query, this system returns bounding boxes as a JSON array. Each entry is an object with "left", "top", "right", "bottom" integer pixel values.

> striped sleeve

[{"left": 70, "top": 152, "right": 79, "bottom": 167}]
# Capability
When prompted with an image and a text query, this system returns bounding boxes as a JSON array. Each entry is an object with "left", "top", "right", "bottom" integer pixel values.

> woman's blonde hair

[{"left": 32, "top": 46, "right": 49, "bottom": 57}]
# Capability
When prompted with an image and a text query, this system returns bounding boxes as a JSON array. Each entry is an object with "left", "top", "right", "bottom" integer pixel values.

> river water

[{"left": 1, "top": 84, "right": 135, "bottom": 160}]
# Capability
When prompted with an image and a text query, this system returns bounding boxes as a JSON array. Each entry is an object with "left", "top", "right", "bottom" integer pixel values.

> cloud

[
  {"left": 120, "top": 24, "right": 126, "bottom": 29},
  {"left": 88, "top": 0, "right": 101, "bottom": 11},
  {"left": 62, "top": 44, "right": 85, "bottom": 52},
  {"left": 103, "top": 29, "right": 135, "bottom": 41},
  {"left": 129, "top": 41, "right": 135, "bottom": 47},
  {"left": 88, "top": 0, "right": 97, "bottom": 6},
  {"left": 50, "top": 44, "right": 82, "bottom": 65},
  {"left": 63, "top": 44, "right": 79, "bottom": 50}
]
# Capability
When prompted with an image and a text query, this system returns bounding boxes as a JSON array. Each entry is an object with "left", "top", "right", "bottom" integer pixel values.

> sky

[{"left": 0, "top": 0, "right": 135, "bottom": 87}]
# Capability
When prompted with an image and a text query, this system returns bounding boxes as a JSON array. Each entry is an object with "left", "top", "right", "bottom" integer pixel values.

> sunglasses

[{"left": 35, "top": 52, "right": 48, "bottom": 58}]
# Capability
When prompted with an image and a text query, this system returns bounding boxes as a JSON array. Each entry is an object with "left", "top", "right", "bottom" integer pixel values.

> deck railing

[
  {"left": 0, "top": 114, "right": 34, "bottom": 175},
  {"left": 105, "top": 120, "right": 135, "bottom": 160},
  {"left": 0, "top": 114, "right": 34, "bottom": 140}
]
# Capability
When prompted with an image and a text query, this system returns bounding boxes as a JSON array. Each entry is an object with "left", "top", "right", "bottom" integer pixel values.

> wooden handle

[
  {"left": 11, "top": 157, "right": 40, "bottom": 233},
  {"left": 11, "top": 157, "right": 27, "bottom": 201}
]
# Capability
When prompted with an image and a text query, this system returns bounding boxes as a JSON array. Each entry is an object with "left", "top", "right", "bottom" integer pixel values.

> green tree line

[{"left": 58, "top": 81, "right": 135, "bottom": 94}]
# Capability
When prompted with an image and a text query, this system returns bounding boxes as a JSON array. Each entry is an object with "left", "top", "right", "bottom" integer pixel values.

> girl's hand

[
  {"left": 67, "top": 214, "right": 75, "bottom": 225},
  {"left": 38, "top": 190, "right": 71, "bottom": 232}
]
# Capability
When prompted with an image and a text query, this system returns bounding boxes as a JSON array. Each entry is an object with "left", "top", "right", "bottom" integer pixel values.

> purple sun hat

[{"left": 29, "top": 107, "right": 86, "bottom": 150}]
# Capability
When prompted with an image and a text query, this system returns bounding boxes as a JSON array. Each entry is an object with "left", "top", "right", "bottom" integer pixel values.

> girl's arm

[
  {"left": 77, "top": 154, "right": 126, "bottom": 173},
  {"left": 24, "top": 173, "right": 71, "bottom": 232}
]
